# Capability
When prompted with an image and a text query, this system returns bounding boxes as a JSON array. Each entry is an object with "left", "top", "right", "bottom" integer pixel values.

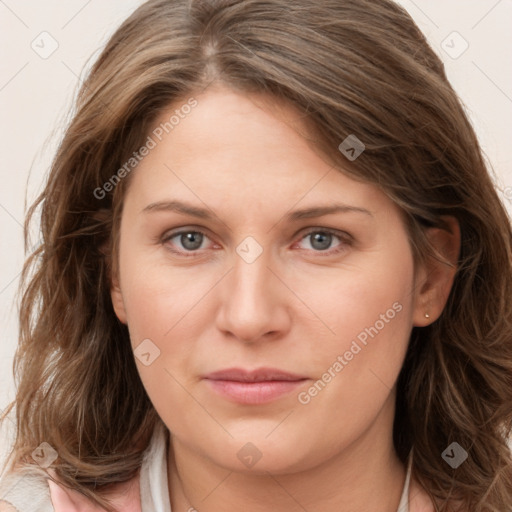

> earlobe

[
  {"left": 110, "top": 275, "right": 128, "bottom": 324},
  {"left": 412, "top": 216, "right": 461, "bottom": 327}
]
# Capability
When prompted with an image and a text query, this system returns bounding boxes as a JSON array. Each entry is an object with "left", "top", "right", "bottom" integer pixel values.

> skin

[{"left": 111, "top": 85, "right": 459, "bottom": 512}]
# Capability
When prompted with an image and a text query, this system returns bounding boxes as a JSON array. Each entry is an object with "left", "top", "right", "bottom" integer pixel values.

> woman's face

[{"left": 111, "top": 86, "right": 427, "bottom": 473}]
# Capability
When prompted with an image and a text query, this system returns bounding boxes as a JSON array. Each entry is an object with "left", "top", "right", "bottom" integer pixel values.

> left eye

[{"left": 296, "top": 230, "right": 345, "bottom": 252}]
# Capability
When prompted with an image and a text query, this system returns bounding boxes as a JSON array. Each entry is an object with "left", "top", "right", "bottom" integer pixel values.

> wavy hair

[{"left": 2, "top": 0, "right": 511, "bottom": 510}]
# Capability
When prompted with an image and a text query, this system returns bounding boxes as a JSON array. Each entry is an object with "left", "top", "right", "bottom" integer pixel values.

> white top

[
  {"left": 0, "top": 423, "right": 412, "bottom": 511},
  {"left": 139, "top": 422, "right": 172, "bottom": 512}
]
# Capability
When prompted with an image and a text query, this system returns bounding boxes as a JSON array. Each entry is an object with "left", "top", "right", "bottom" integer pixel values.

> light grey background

[{"left": 1, "top": 0, "right": 512, "bottom": 465}]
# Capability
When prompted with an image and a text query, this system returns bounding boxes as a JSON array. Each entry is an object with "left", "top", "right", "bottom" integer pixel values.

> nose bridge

[
  {"left": 232, "top": 251, "right": 269, "bottom": 302},
  {"left": 217, "top": 244, "right": 289, "bottom": 342}
]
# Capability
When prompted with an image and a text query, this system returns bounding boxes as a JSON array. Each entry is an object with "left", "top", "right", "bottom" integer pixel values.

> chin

[{"left": 202, "top": 434, "right": 323, "bottom": 475}]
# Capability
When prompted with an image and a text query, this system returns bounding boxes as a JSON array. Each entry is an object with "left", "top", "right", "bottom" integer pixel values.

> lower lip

[{"left": 205, "top": 379, "right": 307, "bottom": 404}]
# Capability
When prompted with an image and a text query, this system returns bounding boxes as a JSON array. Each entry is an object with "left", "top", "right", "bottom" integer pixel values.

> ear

[
  {"left": 92, "top": 208, "right": 128, "bottom": 324},
  {"left": 412, "top": 216, "right": 460, "bottom": 327},
  {"left": 110, "top": 273, "right": 128, "bottom": 324}
]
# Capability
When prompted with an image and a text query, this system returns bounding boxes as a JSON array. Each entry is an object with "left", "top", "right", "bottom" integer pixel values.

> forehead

[
  {"left": 123, "top": 86, "right": 396, "bottom": 220},
  {"left": 151, "top": 87, "right": 318, "bottom": 165}
]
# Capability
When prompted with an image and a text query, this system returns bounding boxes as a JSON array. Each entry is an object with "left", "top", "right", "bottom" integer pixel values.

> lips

[
  {"left": 204, "top": 367, "right": 308, "bottom": 383},
  {"left": 203, "top": 367, "right": 309, "bottom": 404}
]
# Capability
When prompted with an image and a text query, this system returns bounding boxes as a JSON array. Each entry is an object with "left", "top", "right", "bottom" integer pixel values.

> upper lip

[{"left": 204, "top": 367, "right": 308, "bottom": 382}]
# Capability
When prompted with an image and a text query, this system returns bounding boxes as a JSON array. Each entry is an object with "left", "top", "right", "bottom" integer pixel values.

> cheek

[
  {"left": 296, "top": 241, "right": 416, "bottom": 425},
  {"left": 117, "top": 250, "right": 207, "bottom": 419},
  {"left": 118, "top": 238, "right": 209, "bottom": 343},
  {"left": 116, "top": 239, "right": 221, "bottom": 403},
  {"left": 304, "top": 243, "right": 415, "bottom": 358}
]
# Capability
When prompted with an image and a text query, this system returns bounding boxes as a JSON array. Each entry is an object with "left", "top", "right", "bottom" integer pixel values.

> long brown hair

[{"left": 2, "top": 1, "right": 511, "bottom": 510}]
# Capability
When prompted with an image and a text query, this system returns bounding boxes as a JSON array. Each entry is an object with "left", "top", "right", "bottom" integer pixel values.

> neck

[{"left": 167, "top": 395, "right": 407, "bottom": 512}]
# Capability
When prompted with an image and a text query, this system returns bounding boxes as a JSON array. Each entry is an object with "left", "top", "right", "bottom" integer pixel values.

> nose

[{"left": 215, "top": 251, "right": 292, "bottom": 344}]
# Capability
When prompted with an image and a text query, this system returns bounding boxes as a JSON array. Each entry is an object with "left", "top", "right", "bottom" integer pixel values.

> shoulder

[
  {"left": 408, "top": 476, "right": 436, "bottom": 512},
  {"left": 0, "top": 423, "right": 163, "bottom": 512},
  {"left": 408, "top": 477, "right": 468, "bottom": 512},
  {"left": 48, "top": 475, "right": 141, "bottom": 512},
  {"left": 47, "top": 470, "right": 141, "bottom": 512},
  {"left": 0, "top": 469, "right": 54, "bottom": 512},
  {"left": 0, "top": 468, "right": 141, "bottom": 512}
]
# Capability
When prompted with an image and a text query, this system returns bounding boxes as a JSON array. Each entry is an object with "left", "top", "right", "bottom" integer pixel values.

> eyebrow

[{"left": 141, "top": 199, "right": 373, "bottom": 221}]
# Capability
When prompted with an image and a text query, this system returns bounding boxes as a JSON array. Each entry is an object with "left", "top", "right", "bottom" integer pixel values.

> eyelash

[{"left": 161, "top": 227, "right": 353, "bottom": 258}]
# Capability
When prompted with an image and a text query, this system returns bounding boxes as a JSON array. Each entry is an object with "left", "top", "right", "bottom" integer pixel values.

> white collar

[
  {"left": 397, "top": 448, "right": 413, "bottom": 512},
  {"left": 139, "top": 422, "right": 172, "bottom": 512}
]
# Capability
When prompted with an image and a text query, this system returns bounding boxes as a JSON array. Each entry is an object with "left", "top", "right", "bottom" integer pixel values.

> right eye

[{"left": 162, "top": 229, "right": 216, "bottom": 256}]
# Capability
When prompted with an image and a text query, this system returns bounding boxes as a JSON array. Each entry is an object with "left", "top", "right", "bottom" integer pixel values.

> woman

[{"left": 1, "top": 0, "right": 511, "bottom": 511}]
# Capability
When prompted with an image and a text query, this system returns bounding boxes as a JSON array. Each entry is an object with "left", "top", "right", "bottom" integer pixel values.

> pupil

[
  {"left": 311, "top": 232, "right": 332, "bottom": 250},
  {"left": 182, "top": 232, "right": 203, "bottom": 250}
]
